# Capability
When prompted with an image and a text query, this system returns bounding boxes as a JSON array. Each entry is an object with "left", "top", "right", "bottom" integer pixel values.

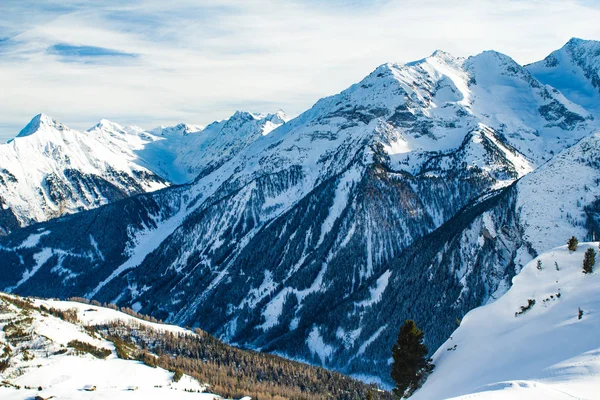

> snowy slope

[
  {"left": 0, "top": 293, "right": 383, "bottom": 400},
  {"left": 0, "top": 294, "right": 218, "bottom": 400},
  {"left": 413, "top": 243, "right": 600, "bottom": 400},
  {"left": 515, "top": 130, "right": 600, "bottom": 259}
]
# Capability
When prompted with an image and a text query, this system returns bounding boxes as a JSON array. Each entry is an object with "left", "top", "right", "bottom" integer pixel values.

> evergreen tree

[
  {"left": 567, "top": 236, "right": 578, "bottom": 252},
  {"left": 583, "top": 247, "right": 595, "bottom": 274},
  {"left": 390, "top": 320, "right": 434, "bottom": 398}
]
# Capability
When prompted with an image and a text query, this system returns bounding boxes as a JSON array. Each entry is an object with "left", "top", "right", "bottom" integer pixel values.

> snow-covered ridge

[
  {"left": 0, "top": 294, "right": 217, "bottom": 399},
  {"left": 414, "top": 243, "right": 600, "bottom": 400},
  {"left": 513, "top": 130, "right": 600, "bottom": 262}
]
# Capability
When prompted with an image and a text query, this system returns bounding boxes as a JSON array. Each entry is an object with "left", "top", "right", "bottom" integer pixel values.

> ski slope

[{"left": 413, "top": 243, "right": 600, "bottom": 400}]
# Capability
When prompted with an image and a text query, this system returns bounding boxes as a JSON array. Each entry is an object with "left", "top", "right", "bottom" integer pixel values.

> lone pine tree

[
  {"left": 583, "top": 247, "right": 595, "bottom": 274},
  {"left": 391, "top": 320, "right": 434, "bottom": 398},
  {"left": 568, "top": 236, "right": 579, "bottom": 252}
]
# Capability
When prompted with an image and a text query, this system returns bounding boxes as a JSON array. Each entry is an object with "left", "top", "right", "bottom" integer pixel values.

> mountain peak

[
  {"left": 464, "top": 50, "right": 523, "bottom": 75},
  {"left": 405, "top": 49, "right": 463, "bottom": 68},
  {"left": 265, "top": 109, "right": 290, "bottom": 124},
  {"left": 150, "top": 123, "right": 204, "bottom": 136},
  {"left": 563, "top": 37, "right": 600, "bottom": 53},
  {"left": 469, "top": 49, "right": 515, "bottom": 63},
  {"left": 87, "top": 118, "right": 124, "bottom": 133},
  {"left": 566, "top": 37, "right": 591, "bottom": 46},
  {"left": 230, "top": 110, "right": 258, "bottom": 121},
  {"left": 16, "top": 113, "right": 66, "bottom": 138}
]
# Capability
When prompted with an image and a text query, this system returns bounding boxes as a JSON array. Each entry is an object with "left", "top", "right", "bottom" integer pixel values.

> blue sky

[{"left": 0, "top": 0, "right": 599, "bottom": 141}]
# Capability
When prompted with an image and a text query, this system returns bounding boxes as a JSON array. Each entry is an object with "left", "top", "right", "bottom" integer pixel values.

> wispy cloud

[
  {"left": 47, "top": 44, "right": 138, "bottom": 62},
  {"left": 0, "top": 0, "right": 599, "bottom": 141}
]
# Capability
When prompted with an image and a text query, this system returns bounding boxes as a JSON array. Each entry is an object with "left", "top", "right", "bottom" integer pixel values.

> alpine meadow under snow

[{"left": 1, "top": 36, "right": 600, "bottom": 399}]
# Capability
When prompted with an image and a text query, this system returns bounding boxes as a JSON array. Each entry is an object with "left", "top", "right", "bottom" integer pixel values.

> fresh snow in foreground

[
  {"left": 413, "top": 243, "right": 600, "bottom": 400},
  {"left": 0, "top": 296, "right": 223, "bottom": 400}
]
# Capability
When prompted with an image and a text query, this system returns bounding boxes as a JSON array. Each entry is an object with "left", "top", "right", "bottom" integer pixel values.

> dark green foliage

[
  {"left": 390, "top": 320, "right": 433, "bottom": 398},
  {"left": 0, "top": 357, "right": 9, "bottom": 372},
  {"left": 568, "top": 236, "right": 579, "bottom": 252},
  {"left": 583, "top": 247, "right": 595, "bottom": 274},
  {"left": 515, "top": 299, "right": 536, "bottom": 317},
  {"left": 67, "top": 340, "right": 111, "bottom": 359}
]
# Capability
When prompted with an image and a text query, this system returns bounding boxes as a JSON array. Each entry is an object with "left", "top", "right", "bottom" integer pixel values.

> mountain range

[
  {"left": 0, "top": 111, "right": 288, "bottom": 234},
  {"left": 0, "top": 37, "right": 599, "bottom": 388}
]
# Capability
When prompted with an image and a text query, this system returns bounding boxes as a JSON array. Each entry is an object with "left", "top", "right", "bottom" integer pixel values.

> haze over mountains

[{"left": 1, "top": 37, "right": 599, "bottom": 397}]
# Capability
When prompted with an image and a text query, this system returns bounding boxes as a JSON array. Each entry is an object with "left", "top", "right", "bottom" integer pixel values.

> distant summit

[{"left": 16, "top": 113, "right": 66, "bottom": 138}]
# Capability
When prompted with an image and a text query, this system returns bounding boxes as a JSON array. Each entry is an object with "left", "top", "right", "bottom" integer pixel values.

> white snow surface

[
  {"left": 306, "top": 326, "right": 334, "bottom": 365},
  {"left": 0, "top": 295, "right": 226, "bottom": 399},
  {"left": 413, "top": 243, "right": 600, "bottom": 400}
]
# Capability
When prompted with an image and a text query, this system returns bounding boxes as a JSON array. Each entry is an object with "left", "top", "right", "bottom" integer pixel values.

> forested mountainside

[
  {"left": 0, "top": 293, "right": 384, "bottom": 399},
  {"left": 1, "top": 38, "right": 599, "bottom": 384}
]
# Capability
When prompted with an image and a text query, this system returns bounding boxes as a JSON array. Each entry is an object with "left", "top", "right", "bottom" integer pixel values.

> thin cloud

[
  {"left": 47, "top": 43, "right": 139, "bottom": 62},
  {"left": 0, "top": 0, "right": 599, "bottom": 141}
]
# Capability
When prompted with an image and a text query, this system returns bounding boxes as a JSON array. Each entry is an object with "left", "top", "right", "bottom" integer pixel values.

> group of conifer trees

[{"left": 567, "top": 236, "right": 597, "bottom": 273}]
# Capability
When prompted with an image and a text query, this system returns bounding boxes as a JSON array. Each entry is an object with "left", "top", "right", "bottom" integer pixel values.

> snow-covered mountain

[
  {"left": 141, "top": 110, "right": 290, "bottom": 184},
  {"left": 413, "top": 243, "right": 600, "bottom": 400},
  {"left": 527, "top": 37, "right": 600, "bottom": 117},
  {"left": 0, "top": 111, "right": 288, "bottom": 235},
  {"left": 0, "top": 38, "right": 599, "bottom": 385},
  {"left": 0, "top": 114, "right": 168, "bottom": 235}
]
